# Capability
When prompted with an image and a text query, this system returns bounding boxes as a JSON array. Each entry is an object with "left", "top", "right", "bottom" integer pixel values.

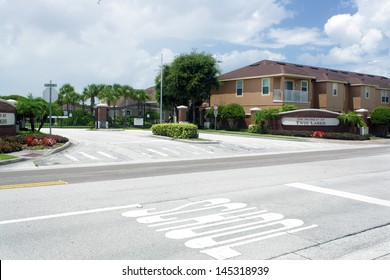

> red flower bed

[{"left": 311, "top": 131, "right": 325, "bottom": 138}]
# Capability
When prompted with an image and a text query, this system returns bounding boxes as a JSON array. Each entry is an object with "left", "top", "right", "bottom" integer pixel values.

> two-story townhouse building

[{"left": 210, "top": 60, "right": 390, "bottom": 115}]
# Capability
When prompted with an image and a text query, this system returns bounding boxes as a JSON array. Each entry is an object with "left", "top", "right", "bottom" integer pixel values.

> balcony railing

[{"left": 273, "top": 89, "right": 309, "bottom": 103}]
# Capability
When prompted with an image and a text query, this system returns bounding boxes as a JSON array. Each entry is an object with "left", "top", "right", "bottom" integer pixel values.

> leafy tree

[
  {"left": 370, "top": 106, "right": 390, "bottom": 137},
  {"left": 16, "top": 94, "right": 47, "bottom": 131},
  {"left": 82, "top": 84, "right": 101, "bottom": 115},
  {"left": 132, "top": 89, "right": 150, "bottom": 116},
  {"left": 155, "top": 51, "right": 220, "bottom": 124},
  {"left": 281, "top": 104, "right": 298, "bottom": 112},
  {"left": 338, "top": 111, "right": 366, "bottom": 134},
  {"left": 59, "top": 84, "right": 79, "bottom": 113},
  {"left": 254, "top": 108, "right": 280, "bottom": 133},
  {"left": 205, "top": 105, "right": 225, "bottom": 129},
  {"left": 220, "top": 103, "right": 245, "bottom": 131}
]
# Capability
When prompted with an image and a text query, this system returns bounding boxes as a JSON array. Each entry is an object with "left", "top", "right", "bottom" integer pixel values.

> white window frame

[
  {"left": 301, "top": 80, "right": 308, "bottom": 92},
  {"left": 365, "top": 87, "right": 370, "bottom": 99},
  {"left": 381, "top": 90, "right": 389, "bottom": 103},
  {"left": 236, "top": 80, "right": 243, "bottom": 97},
  {"left": 332, "top": 83, "right": 338, "bottom": 96},
  {"left": 262, "top": 78, "right": 270, "bottom": 95}
]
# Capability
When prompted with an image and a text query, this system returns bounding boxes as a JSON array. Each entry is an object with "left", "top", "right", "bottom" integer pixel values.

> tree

[
  {"left": 82, "top": 84, "right": 101, "bottom": 115},
  {"left": 370, "top": 106, "right": 390, "bottom": 137},
  {"left": 16, "top": 94, "right": 47, "bottom": 131},
  {"left": 59, "top": 84, "right": 78, "bottom": 113},
  {"left": 220, "top": 103, "right": 245, "bottom": 131},
  {"left": 338, "top": 111, "right": 366, "bottom": 134},
  {"left": 156, "top": 51, "right": 221, "bottom": 124},
  {"left": 133, "top": 89, "right": 150, "bottom": 116},
  {"left": 254, "top": 108, "right": 280, "bottom": 133}
]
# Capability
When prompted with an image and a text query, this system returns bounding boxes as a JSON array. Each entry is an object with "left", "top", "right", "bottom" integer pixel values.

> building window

[
  {"left": 262, "top": 78, "right": 270, "bottom": 95},
  {"left": 365, "top": 87, "right": 370, "bottom": 99},
  {"left": 236, "top": 80, "right": 243, "bottom": 96},
  {"left": 333, "top": 83, "right": 337, "bottom": 96},
  {"left": 301, "top": 81, "right": 308, "bottom": 92},
  {"left": 381, "top": 90, "right": 389, "bottom": 103}
]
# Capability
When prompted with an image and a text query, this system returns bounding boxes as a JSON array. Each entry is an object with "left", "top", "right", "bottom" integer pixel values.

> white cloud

[{"left": 0, "top": 0, "right": 292, "bottom": 96}]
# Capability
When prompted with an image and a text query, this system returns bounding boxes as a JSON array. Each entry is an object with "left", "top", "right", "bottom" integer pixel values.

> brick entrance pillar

[
  {"left": 177, "top": 105, "right": 188, "bottom": 123},
  {"left": 97, "top": 104, "right": 108, "bottom": 129}
]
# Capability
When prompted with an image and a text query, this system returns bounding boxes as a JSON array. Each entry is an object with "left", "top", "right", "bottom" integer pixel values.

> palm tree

[
  {"left": 133, "top": 89, "right": 150, "bottom": 117},
  {"left": 83, "top": 84, "right": 101, "bottom": 115},
  {"left": 59, "top": 84, "right": 77, "bottom": 113},
  {"left": 338, "top": 111, "right": 366, "bottom": 134}
]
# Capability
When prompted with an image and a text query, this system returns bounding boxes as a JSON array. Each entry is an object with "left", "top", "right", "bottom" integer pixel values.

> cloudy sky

[{"left": 1, "top": 0, "right": 390, "bottom": 97}]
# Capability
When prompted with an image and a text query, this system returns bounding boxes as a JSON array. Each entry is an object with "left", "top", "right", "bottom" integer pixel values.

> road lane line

[
  {"left": 97, "top": 151, "right": 118, "bottom": 159},
  {"left": 146, "top": 149, "right": 168, "bottom": 157},
  {"left": 286, "top": 183, "right": 390, "bottom": 207},
  {"left": 79, "top": 152, "right": 99, "bottom": 160},
  {"left": 0, "top": 204, "right": 141, "bottom": 225},
  {"left": 64, "top": 154, "right": 79, "bottom": 161},
  {"left": 0, "top": 180, "right": 68, "bottom": 190}
]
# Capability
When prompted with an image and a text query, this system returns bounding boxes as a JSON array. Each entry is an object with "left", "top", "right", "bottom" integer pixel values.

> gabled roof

[{"left": 220, "top": 60, "right": 390, "bottom": 89}]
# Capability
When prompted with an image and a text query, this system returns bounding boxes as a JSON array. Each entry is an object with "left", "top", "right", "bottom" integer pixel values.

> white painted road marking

[
  {"left": 97, "top": 151, "right": 118, "bottom": 159},
  {"left": 64, "top": 154, "right": 79, "bottom": 161},
  {"left": 0, "top": 204, "right": 141, "bottom": 225},
  {"left": 79, "top": 152, "right": 99, "bottom": 160},
  {"left": 146, "top": 149, "right": 168, "bottom": 157},
  {"left": 122, "top": 198, "right": 318, "bottom": 260},
  {"left": 286, "top": 183, "right": 390, "bottom": 207},
  {"left": 161, "top": 147, "right": 181, "bottom": 155}
]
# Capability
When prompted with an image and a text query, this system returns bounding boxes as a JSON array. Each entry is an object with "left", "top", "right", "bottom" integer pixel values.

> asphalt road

[{"left": 0, "top": 133, "right": 389, "bottom": 260}]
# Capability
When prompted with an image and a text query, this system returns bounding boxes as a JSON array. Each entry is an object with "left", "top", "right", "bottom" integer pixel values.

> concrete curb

[
  {"left": 150, "top": 135, "right": 220, "bottom": 144},
  {"left": 0, "top": 141, "right": 73, "bottom": 166}
]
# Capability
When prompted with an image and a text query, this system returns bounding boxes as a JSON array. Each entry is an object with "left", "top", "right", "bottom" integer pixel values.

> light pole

[
  {"left": 160, "top": 52, "right": 163, "bottom": 124},
  {"left": 44, "top": 81, "right": 57, "bottom": 135}
]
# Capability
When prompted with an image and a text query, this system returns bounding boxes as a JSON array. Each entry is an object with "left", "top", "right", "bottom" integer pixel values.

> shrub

[
  {"left": 152, "top": 123, "right": 198, "bottom": 139},
  {"left": 220, "top": 103, "right": 245, "bottom": 131},
  {"left": 0, "top": 140, "right": 23, "bottom": 153},
  {"left": 266, "top": 130, "right": 369, "bottom": 140},
  {"left": 248, "top": 124, "right": 261, "bottom": 134},
  {"left": 254, "top": 108, "right": 280, "bottom": 133}
]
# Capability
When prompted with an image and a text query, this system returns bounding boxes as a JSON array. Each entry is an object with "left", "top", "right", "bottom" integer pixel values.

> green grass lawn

[{"left": 0, "top": 154, "right": 18, "bottom": 161}]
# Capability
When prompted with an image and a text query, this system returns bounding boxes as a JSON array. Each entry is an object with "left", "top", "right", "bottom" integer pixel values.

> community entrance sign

[
  {"left": 0, "top": 99, "right": 17, "bottom": 136},
  {"left": 282, "top": 117, "right": 340, "bottom": 126},
  {"left": 275, "top": 109, "right": 348, "bottom": 133}
]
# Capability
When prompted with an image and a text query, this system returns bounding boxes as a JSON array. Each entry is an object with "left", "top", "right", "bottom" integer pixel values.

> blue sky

[{"left": 0, "top": 0, "right": 389, "bottom": 97}]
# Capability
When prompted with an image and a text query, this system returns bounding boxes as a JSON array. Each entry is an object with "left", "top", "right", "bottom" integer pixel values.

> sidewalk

[{"left": 0, "top": 142, "right": 72, "bottom": 166}]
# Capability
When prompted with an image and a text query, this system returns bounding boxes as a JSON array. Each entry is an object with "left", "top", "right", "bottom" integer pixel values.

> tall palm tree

[
  {"left": 59, "top": 84, "right": 77, "bottom": 113},
  {"left": 133, "top": 89, "right": 150, "bottom": 117},
  {"left": 83, "top": 84, "right": 100, "bottom": 115}
]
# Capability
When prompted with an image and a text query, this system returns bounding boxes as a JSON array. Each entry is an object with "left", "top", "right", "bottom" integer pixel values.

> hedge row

[
  {"left": 152, "top": 123, "right": 198, "bottom": 139},
  {"left": 266, "top": 130, "right": 370, "bottom": 140}
]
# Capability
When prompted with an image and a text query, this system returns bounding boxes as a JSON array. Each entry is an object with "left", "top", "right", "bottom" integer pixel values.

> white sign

[
  {"left": 43, "top": 88, "right": 59, "bottom": 103},
  {"left": 282, "top": 117, "right": 339, "bottom": 126},
  {"left": 134, "top": 118, "right": 144, "bottom": 126},
  {"left": 0, "top": 113, "right": 15, "bottom": 126}
]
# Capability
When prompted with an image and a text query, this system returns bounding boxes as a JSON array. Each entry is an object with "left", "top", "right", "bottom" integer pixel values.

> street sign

[
  {"left": 213, "top": 104, "right": 218, "bottom": 117},
  {"left": 43, "top": 87, "right": 59, "bottom": 103}
]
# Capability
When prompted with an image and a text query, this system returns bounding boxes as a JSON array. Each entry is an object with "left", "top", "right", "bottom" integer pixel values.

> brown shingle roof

[{"left": 220, "top": 60, "right": 390, "bottom": 89}]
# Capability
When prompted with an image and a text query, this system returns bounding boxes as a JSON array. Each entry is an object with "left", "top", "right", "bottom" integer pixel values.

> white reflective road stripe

[
  {"left": 64, "top": 154, "right": 79, "bottom": 161},
  {"left": 79, "top": 152, "right": 99, "bottom": 160},
  {"left": 0, "top": 204, "right": 141, "bottom": 225},
  {"left": 97, "top": 151, "right": 118, "bottom": 159},
  {"left": 146, "top": 149, "right": 168, "bottom": 157},
  {"left": 286, "top": 183, "right": 390, "bottom": 207}
]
